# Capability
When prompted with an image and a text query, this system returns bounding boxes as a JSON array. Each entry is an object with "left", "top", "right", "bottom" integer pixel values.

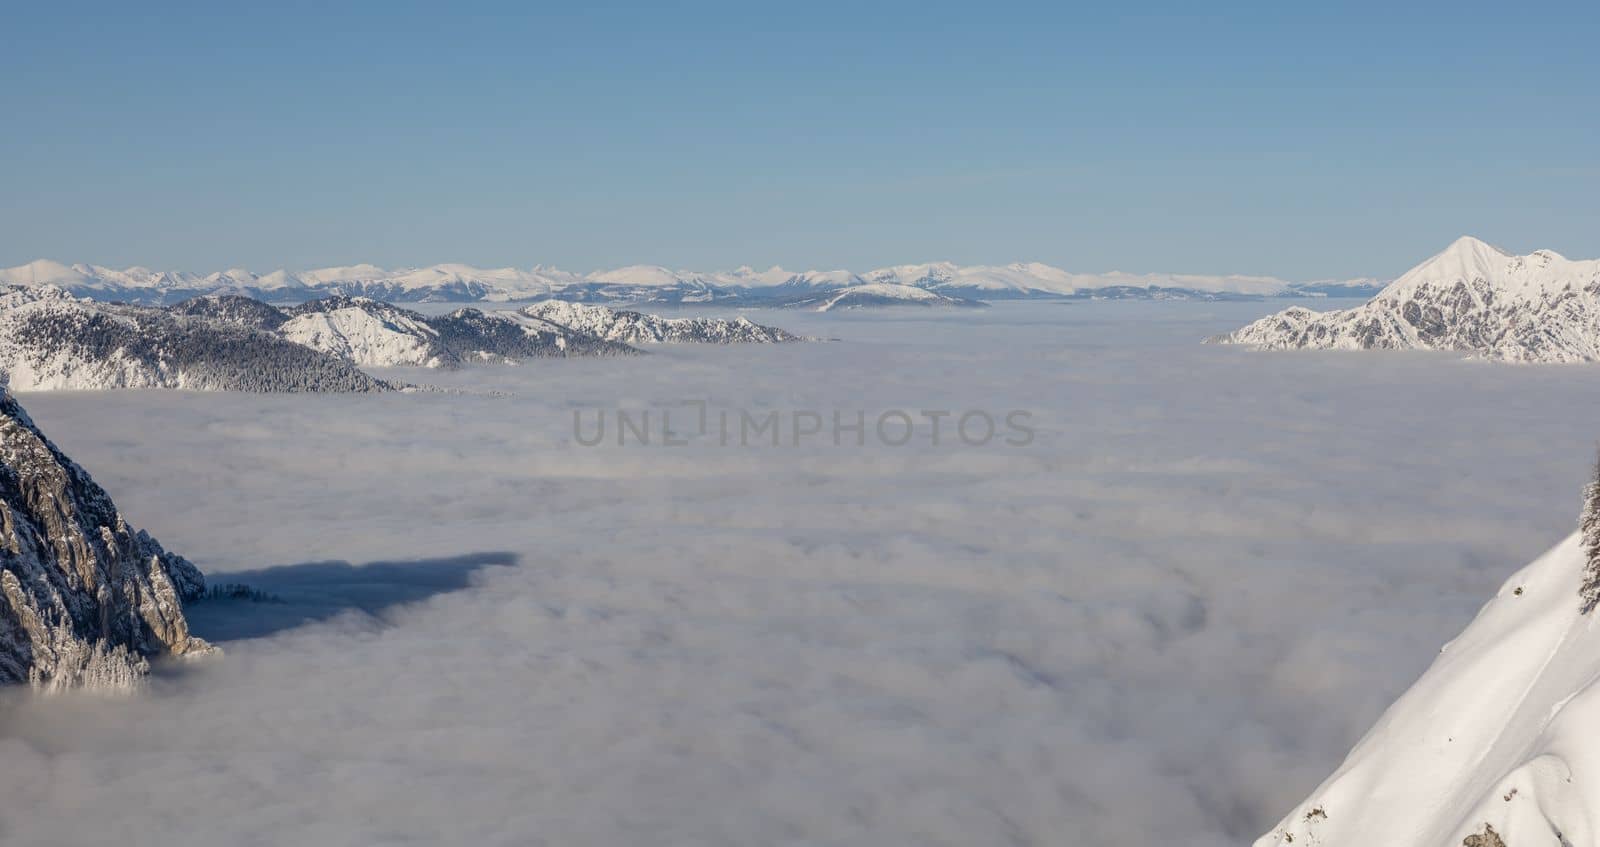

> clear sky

[{"left": 3, "top": 0, "right": 1596, "bottom": 280}]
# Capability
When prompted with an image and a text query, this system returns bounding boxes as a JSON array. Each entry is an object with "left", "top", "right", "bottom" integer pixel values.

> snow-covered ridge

[
  {"left": 519, "top": 301, "right": 801, "bottom": 343},
  {"left": 1257, "top": 465, "right": 1600, "bottom": 847},
  {"left": 1213, "top": 237, "right": 1600, "bottom": 362},
  {"left": 0, "top": 257, "right": 1382, "bottom": 306},
  {"left": 277, "top": 296, "right": 638, "bottom": 367},
  {"left": 0, "top": 287, "right": 395, "bottom": 392},
  {"left": 0, "top": 289, "right": 807, "bottom": 390}
]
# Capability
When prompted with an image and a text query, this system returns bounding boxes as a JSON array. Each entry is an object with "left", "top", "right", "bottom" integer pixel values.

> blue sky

[{"left": 2, "top": 0, "right": 1596, "bottom": 279}]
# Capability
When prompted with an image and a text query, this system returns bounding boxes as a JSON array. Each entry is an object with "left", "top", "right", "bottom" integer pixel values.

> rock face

[
  {"left": 1214, "top": 236, "right": 1600, "bottom": 362},
  {"left": 0, "top": 286, "right": 394, "bottom": 392},
  {"left": 1256, "top": 463, "right": 1600, "bottom": 846},
  {"left": 0, "top": 390, "right": 209, "bottom": 690},
  {"left": 520, "top": 300, "right": 801, "bottom": 343}
]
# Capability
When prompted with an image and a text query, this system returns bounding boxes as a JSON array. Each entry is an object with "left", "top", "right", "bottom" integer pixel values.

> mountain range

[
  {"left": 0, "top": 257, "right": 1382, "bottom": 306},
  {"left": 0, "top": 288, "right": 804, "bottom": 390},
  {"left": 0, "top": 286, "right": 397, "bottom": 392},
  {"left": 1214, "top": 237, "right": 1600, "bottom": 363},
  {"left": 519, "top": 301, "right": 802, "bottom": 343}
]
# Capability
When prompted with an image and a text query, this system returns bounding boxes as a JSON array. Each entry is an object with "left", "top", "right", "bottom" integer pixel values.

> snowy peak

[
  {"left": 1391, "top": 235, "right": 1511, "bottom": 289},
  {"left": 585, "top": 265, "right": 704, "bottom": 287},
  {"left": 1215, "top": 238, "right": 1600, "bottom": 362},
  {"left": 864, "top": 261, "right": 960, "bottom": 288},
  {"left": 279, "top": 297, "right": 445, "bottom": 368},
  {"left": 1381, "top": 236, "right": 1598, "bottom": 304},
  {"left": 1434, "top": 234, "right": 1511, "bottom": 265},
  {"left": 0, "top": 260, "right": 93, "bottom": 288}
]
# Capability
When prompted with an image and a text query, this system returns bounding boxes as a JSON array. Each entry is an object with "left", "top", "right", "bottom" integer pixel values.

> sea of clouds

[{"left": 2, "top": 301, "right": 1598, "bottom": 846}]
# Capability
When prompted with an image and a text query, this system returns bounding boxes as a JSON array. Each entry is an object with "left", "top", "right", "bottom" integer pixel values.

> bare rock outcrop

[{"left": 0, "top": 390, "right": 210, "bottom": 690}]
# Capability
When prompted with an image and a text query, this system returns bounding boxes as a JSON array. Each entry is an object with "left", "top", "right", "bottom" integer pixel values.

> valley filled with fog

[{"left": 3, "top": 301, "right": 1597, "bottom": 846}]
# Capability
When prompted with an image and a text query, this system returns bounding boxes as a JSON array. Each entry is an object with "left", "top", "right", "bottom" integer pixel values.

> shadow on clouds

[{"left": 183, "top": 552, "right": 518, "bottom": 643}]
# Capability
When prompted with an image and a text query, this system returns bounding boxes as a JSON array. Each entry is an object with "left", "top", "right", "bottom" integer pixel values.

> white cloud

[{"left": 2, "top": 301, "right": 1598, "bottom": 846}]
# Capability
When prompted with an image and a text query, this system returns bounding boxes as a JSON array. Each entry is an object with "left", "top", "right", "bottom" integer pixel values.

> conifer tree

[{"left": 1577, "top": 451, "right": 1600, "bottom": 613}]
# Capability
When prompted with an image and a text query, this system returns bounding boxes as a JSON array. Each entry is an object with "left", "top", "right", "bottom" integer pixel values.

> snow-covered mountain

[
  {"left": 0, "top": 285, "right": 802, "bottom": 389},
  {"left": 0, "top": 257, "right": 1379, "bottom": 306},
  {"left": 278, "top": 297, "right": 449, "bottom": 368},
  {"left": 0, "top": 389, "right": 211, "bottom": 689},
  {"left": 800, "top": 283, "right": 988, "bottom": 312},
  {"left": 1257, "top": 466, "right": 1600, "bottom": 847},
  {"left": 0, "top": 260, "right": 581, "bottom": 304},
  {"left": 519, "top": 301, "right": 800, "bottom": 344},
  {"left": 1215, "top": 237, "right": 1600, "bottom": 362},
  {"left": 0, "top": 287, "right": 394, "bottom": 392},
  {"left": 278, "top": 296, "right": 636, "bottom": 368}
]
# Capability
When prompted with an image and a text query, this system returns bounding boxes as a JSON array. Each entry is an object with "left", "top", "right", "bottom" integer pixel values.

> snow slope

[
  {"left": 280, "top": 298, "right": 448, "bottom": 368},
  {"left": 1216, "top": 237, "right": 1600, "bottom": 362},
  {"left": 1258, "top": 476, "right": 1600, "bottom": 847}
]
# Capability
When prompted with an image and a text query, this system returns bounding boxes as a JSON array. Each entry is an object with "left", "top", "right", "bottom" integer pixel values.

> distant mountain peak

[
  {"left": 1440, "top": 234, "right": 1509, "bottom": 257},
  {"left": 0, "top": 252, "right": 1418, "bottom": 305},
  {"left": 1215, "top": 239, "right": 1600, "bottom": 362}
]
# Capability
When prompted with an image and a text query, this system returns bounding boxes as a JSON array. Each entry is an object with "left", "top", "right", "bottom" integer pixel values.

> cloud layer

[{"left": 3, "top": 301, "right": 1598, "bottom": 846}]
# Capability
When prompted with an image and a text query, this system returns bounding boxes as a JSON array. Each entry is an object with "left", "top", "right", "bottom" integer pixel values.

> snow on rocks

[
  {"left": 0, "top": 389, "right": 212, "bottom": 689},
  {"left": 519, "top": 300, "right": 801, "bottom": 343},
  {"left": 1214, "top": 237, "right": 1600, "bottom": 362},
  {"left": 0, "top": 286, "right": 392, "bottom": 392}
]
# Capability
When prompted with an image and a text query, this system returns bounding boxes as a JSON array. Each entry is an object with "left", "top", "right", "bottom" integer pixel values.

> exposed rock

[
  {"left": 1213, "top": 237, "right": 1600, "bottom": 362},
  {"left": 0, "top": 390, "right": 210, "bottom": 690}
]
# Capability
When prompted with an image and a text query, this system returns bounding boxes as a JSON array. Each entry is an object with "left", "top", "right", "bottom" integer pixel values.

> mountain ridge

[
  {"left": 0, "top": 256, "right": 1384, "bottom": 306},
  {"left": 1213, "top": 237, "right": 1600, "bottom": 362},
  {"left": 0, "top": 288, "right": 809, "bottom": 389}
]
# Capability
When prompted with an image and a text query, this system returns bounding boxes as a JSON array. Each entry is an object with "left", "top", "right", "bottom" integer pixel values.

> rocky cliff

[{"left": 0, "top": 390, "right": 210, "bottom": 690}]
